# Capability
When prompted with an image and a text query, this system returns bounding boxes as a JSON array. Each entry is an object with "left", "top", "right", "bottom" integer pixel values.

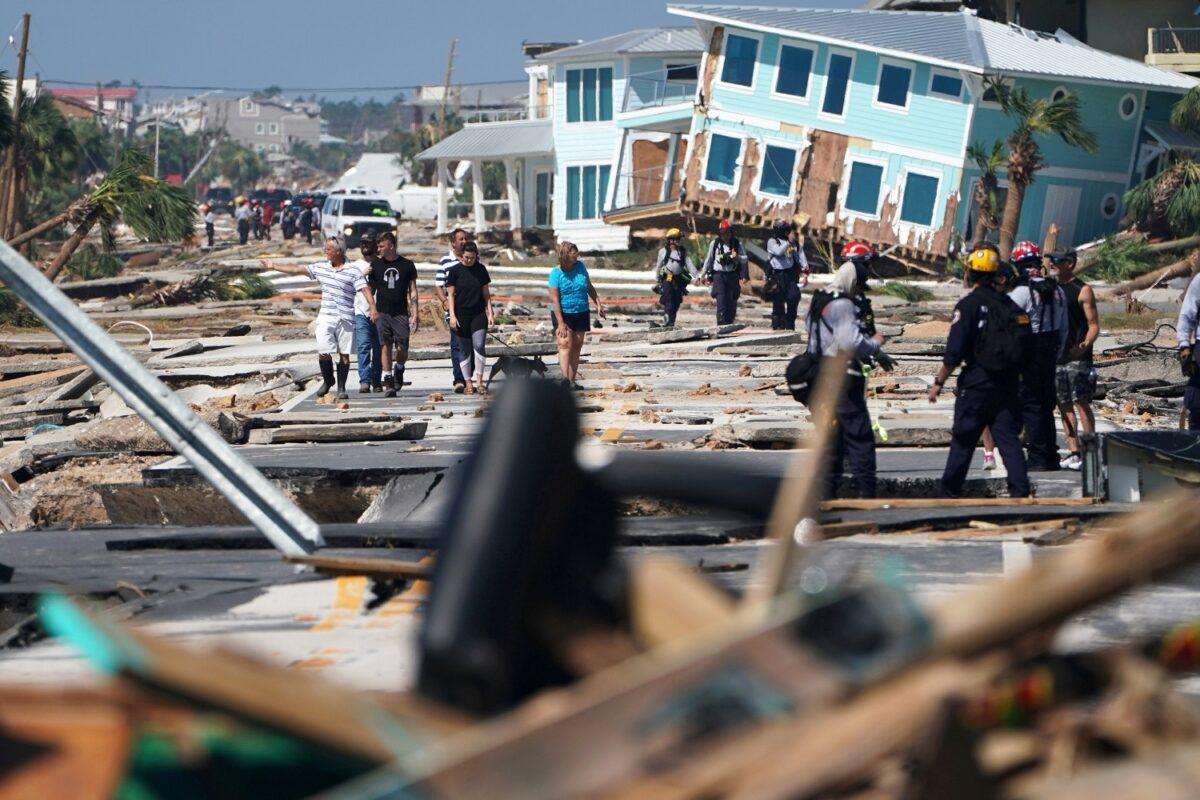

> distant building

[
  {"left": 138, "top": 92, "right": 321, "bottom": 153},
  {"left": 2, "top": 77, "right": 39, "bottom": 109},
  {"left": 47, "top": 86, "right": 137, "bottom": 130},
  {"left": 411, "top": 81, "right": 529, "bottom": 125}
]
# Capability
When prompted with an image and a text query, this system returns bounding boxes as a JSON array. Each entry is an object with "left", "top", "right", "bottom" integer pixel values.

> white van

[{"left": 320, "top": 189, "right": 398, "bottom": 248}]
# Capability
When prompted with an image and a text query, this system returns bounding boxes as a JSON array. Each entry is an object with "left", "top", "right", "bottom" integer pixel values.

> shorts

[
  {"left": 315, "top": 317, "right": 354, "bottom": 355},
  {"left": 552, "top": 310, "right": 591, "bottom": 333},
  {"left": 375, "top": 313, "right": 410, "bottom": 346},
  {"left": 1055, "top": 361, "right": 1096, "bottom": 405}
]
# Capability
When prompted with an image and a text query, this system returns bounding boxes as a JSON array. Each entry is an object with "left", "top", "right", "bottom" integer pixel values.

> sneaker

[
  {"left": 1063, "top": 453, "right": 1082, "bottom": 471},
  {"left": 335, "top": 391, "right": 349, "bottom": 401},
  {"left": 982, "top": 452, "right": 997, "bottom": 471},
  {"left": 372, "top": 384, "right": 384, "bottom": 393},
  {"left": 384, "top": 386, "right": 397, "bottom": 398},
  {"left": 453, "top": 381, "right": 466, "bottom": 394},
  {"left": 358, "top": 385, "right": 372, "bottom": 394}
]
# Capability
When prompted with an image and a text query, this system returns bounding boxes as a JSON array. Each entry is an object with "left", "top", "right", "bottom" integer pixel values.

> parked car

[
  {"left": 251, "top": 188, "right": 292, "bottom": 213},
  {"left": 320, "top": 190, "right": 397, "bottom": 247},
  {"left": 204, "top": 186, "right": 236, "bottom": 216}
]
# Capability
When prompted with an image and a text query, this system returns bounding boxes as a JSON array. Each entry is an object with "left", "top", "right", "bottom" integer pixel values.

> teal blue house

[{"left": 651, "top": 5, "right": 1198, "bottom": 258}]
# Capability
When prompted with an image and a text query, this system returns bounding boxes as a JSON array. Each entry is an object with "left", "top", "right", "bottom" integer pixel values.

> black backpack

[
  {"left": 786, "top": 291, "right": 837, "bottom": 405},
  {"left": 973, "top": 289, "right": 1032, "bottom": 373}
]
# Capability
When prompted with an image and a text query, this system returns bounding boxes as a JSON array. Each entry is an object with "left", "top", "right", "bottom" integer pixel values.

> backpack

[
  {"left": 785, "top": 291, "right": 837, "bottom": 405},
  {"left": 973, "top": 289, "right": 1032, "bottom": 373}
]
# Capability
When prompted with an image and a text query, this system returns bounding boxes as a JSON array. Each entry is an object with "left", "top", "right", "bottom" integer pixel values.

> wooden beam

[
  {"left": 820, "top": 497, "right": 1099, "bottom": 511},
  {"left": 285, "top": 554, "right": 431, "bottom": 578}
]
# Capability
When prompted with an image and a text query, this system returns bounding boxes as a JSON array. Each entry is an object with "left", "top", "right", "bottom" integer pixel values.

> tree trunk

[
  {"left": 42, "top": 218, "right": 95, "bottom": 281},
  {"left": 1113, "top": 249, "right": 1200, "bottom": 295},
  {"left": 997, "top": 179, "right": 1026, "bottom": 261},
  {"left": 6, "top": 211, "right": 69, "bottom": 248}
]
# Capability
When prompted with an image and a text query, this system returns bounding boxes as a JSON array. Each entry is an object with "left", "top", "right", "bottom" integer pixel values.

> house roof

[
  {"left": 1144, "top": 120, "right": 1200, "bottom": 152},
  {"left": 534, "top": 26, "right": 705, "bottom": 62},
  {"left": 417, "top": 120, "right": 554, "bottom": 161},
  {"left": 668, "top": 5, "right": 1199, "bottom": 91}
]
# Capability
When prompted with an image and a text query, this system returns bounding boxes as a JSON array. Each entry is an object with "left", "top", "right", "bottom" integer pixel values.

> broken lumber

[
  {"left": 928, "top": 518, "right": 1078, "bottom": 541},
  {"left": 629, "top": 558, "right": 735, "bottom": 649},
  {"left": 821, "top": 497, "right": 1098, "bottom": 511},
  {"left": 43, "top": 369, "right": 100, "bottom": 402},
  {"left": 1112, "top": 248, "right": 1200, "bottom": 295},
  {"left": 285, "top": 554, "right": 430, "bottom": 578},
  {"left": 245, "top": 421, "right": 427, "bottom": 445}
]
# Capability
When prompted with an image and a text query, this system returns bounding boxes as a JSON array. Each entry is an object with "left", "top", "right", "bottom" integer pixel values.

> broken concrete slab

[
  {"left": 0, "top": 399, "right": 99, "bottom": 417},
  {"left": 246, "top": 411, "right": 402, "bottom": 428},
  {"left": 0, "top": 443, "right": 32, "bottom": 474},
  {"left": 148, "top": 335, "right": 264, "bottom": 351},
  {"left": 658, "top": 413, "right": 715, "bottom": 425},
  {"left": 0, "top": 366, "right": 87, "bottom": 401},
  {"left": 74, "top": 410, "right": 249, "bottom": 453},
  {"left": 43, "top": 369, "right": 101, "bottom": 403},
  {"left": 245, "top": 420, "right": 427, "bottom": 445},
  {"left": 356, "top": 472, "right": 442, "bottom": 523},
  {"left": 150, "top": 340, "right": 206, "bottom": 362}
]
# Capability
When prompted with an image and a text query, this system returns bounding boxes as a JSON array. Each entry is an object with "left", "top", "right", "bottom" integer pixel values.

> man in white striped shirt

[
  {"left": 263, "top": 237, "right": 379, "bottom": 400},
  {"left": 434, "top": 228, "right": 472, "bottom": 393}
]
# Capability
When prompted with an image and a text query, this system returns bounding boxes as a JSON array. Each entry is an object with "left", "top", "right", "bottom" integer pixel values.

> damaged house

[{"left": 611, "top": 4, "right": 1198, "bottom": 259}]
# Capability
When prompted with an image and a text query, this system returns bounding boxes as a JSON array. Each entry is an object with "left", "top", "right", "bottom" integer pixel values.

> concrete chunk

[{"left": 246, "top": 421, "right": 427, "bottom": 444}]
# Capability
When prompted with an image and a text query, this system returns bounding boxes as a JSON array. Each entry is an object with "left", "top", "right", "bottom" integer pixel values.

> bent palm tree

[
  {"left": 988, "top": 78, "right": 1098, "bottom": 259},
  {"left": 1125, "top": 158, "right": 1200, "bottom": 239},
  {"left": 11, "top": 147, "right": 196, "bottom": 280},
  {"left": 4, "top": 93, "right": 77, "bottom": 241},
  {"left": 966, "top": 139, "right": 1005, "bottom": 245}
]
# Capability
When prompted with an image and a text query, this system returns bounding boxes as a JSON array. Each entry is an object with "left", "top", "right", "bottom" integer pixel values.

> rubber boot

[
  {"left": 335, "top": 361, "right": 350, "bottom": 400},
  {"left": 316, "top": 358, "right": 334, "bottom": 397},
  {"left": 388, "top": 364, "right": 403, "bottom": 397}
]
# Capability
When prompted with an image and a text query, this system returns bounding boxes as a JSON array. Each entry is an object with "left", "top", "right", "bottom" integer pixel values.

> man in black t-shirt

[{"left": 369, "top": 231, "right": 419, "bottom": 398}]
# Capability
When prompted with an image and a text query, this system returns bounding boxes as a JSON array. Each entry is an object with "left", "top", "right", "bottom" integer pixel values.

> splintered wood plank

[
  {"left": 820, "top": 497, "right": 1099, "bottom": 511},
  {"left": 286, "top": 553, "right": 431, "bottom": 578},
  {"left": 629, "top": 558, "right": 735, "bottom": 649}
]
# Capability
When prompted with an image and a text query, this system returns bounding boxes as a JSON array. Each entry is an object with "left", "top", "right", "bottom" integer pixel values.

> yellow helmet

[
  {"left": 967, "top": 248, "right": 1000, "bottom": 273},
  {"left": 665, "top": 227, "right": 682, "bottom": 238}
]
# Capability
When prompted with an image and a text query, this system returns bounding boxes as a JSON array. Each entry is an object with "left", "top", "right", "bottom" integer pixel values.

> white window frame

[
  {"left": 254, "top": 122, "right": 265, "bottom": 135},
  {"left": 1050, "top": 85, "right": 1070, "bottom": 103},
  {"left": 840, "top": 154, "right": 889, "bottom": 221},
  {"left": 818, "top": 47, "right": 857, "bottom": 122},
  {"left": 873, "top": 58, "right": 913, "bottom": 113},
  {"left": 701, "top": 132, "right": 745, "bottom": 193},
  {"left": 1101, "top": 192, "right": 1121, "bottom": 219},
  {"left": 754, "top": 138, "right": 801, "bottom": 201},
  {"left": 928, "top": 68, "right": 964, "bottom": 102},
  {"left": 240, "top": 98, "right": 258, "bottom": 116},
  {"left": 562, "top": 160, "right": 612, "bottom": 222},
  {"left": 716, "top": 29, "right": 763, "bottom": 95},
  {"left": 1119, "top": 92, "right": 1138, "bottom": 120},
  {"left": 268, "top": 121, "right": 279, "bottom": 135},
  {"left": 896, "top": 166, "right": 943, "bottom": 229},
  {"left": 563, "top": 62, "right": 616, "bottom": 127},
  {"left": 770, "top": 40, "right": 817, "bottom": 105}
]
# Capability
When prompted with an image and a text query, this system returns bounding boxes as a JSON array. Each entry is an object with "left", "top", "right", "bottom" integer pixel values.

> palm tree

[
  {"left": 1125, "top": 158, "right": 1200, "bottom": 239},
  {"left": 966, "top": 139, "right": 1005, "bottom": 245},
  {"left": 10, "top": 147, "right": 196, "bottom": 280},
  {"left": 3, "top": 93, "right": 77, "bottom": 241},
  {"left": 0, "top": 71, "right": 14, "bottom": 151},
  {"left": 988, "top": 78, "right": 1098, "bottom": 259}
]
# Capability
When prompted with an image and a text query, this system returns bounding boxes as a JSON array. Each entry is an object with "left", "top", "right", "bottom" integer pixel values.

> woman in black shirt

[{"left": 446, "top": 242, "right": 495, "bottom": 394}]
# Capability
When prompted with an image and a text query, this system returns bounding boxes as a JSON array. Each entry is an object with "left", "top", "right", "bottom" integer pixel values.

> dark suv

[
  {"left": 205, "top": 186, "right": 236, "bottom": 216},
  {"left": 251, "top": 188, "right": 293, "bottom": 212}
]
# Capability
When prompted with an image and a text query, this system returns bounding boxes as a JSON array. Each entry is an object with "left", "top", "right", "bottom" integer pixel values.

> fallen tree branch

[{"left": 1112, "top": 249, "right": 1200, "bottom": 296}]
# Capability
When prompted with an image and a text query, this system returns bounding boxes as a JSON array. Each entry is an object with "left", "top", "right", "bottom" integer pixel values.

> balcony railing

[
  {"left": 622, "top": 76, "right": 698, "bottom": 114},
  {"left": 1149, "top": 27, "right": 1200, "bottom": 55}
]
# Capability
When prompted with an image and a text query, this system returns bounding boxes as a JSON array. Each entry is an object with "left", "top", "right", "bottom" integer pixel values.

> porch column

[
  {"left": 505, "top": 157, "right": 522, "bottom": 230},
  {"left": 436, "top": 159, "right": 450, "bottom": 235},
  {"left": 661, "top": 133, "right": 681, "bottom": 203},
  {"left": 471, "top": 159, "right": 486, "bottom": 234},
  {"left": 606, "top": 129, "right": 628, "bottom": 212}
]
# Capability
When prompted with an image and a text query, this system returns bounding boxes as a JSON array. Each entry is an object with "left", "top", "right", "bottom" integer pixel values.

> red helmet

[
  {"left": 718, "top": 219, "right": 732, "bottom": 231},
  {"left": 841, "top": 240, "right": 876, "bottom": 263},
  {"left": 1010, "top": 241, "right": 1041, "bottom": 264}
]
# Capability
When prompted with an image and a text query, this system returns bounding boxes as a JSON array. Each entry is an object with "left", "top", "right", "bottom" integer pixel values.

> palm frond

[
  {"left": 88, "top": 147, "right": 197, "bottom": 242},
  {"left": 1172, "top": 85, "right": 1200, "bottom": 135},
  {"left": 0, "top": 71, "right": 13, "bottom": 150}
]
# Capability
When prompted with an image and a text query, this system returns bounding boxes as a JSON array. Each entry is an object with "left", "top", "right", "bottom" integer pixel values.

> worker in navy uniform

[
  {"left": 806, "top": 248, "right": 896, "bottom": 498},
  {"left": 1007, "top": 241, "right": 1068, "bottom": 471},
  {"left": 655, "top": 227, "right": 696, "bottom": 328},
  {"left": 765, "top": 219, "right": 810, "bottom": 330},
  {"left": 701, "top": 220, "right": 750, "bottom": 325},
  {"left": 930, "top": 248, "right": 1032, "bottom": 498},
  {"left": 1176, "top": 269, "right": 1200, "bottom": 429}
]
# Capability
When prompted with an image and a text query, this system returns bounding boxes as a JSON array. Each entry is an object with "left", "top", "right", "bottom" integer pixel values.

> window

[
  {"left": 342, "top": 200, "right": 393, "bottom": 217},
  {"left": 566, "top": 67, "right": 613, "bottom": 123},
  {"left": 899, "top": 172, "right": 940, "bottom": 227},
  {"left": 845, "top": 161, "right": 885, "bottom": 216},
  {"left": 822, "top": 52, "right": 853, "bottom": 117},
  {"left": 268, "top": 122, "right": 279, "bottom": 135},
  {"left": 876, "top": 63, "right": 912, "bottom": 109},
  {"left": 774, "top": 44, "right": 815, "bottom": 99},
  {"left": 1101, "top": 193, "right": 1120, "bottom": 219},
  {"left": 565, "top": 164, "right": 611, "bottom": 220},
  {"left": 1120, "top": 93, "right": 1138, "bottom": 120},
  {"left": 666, "top": 63, "right": 699, "bottom": 82},
  {"left": 254, "top": 122, "right": 265, "bottom": 135},
  {"left": 240, "top": 98, "right": 257, "bottom": 115},
  {"left": 759, "top": 144, "right": 798, "bottom": 197},
  {"left": 705, "top": 134, "right": 741, "bottom": 186},
  {"left": 930, "top": 71, "right": 963, "bottom": 100},
  {"left": 721, "top": 34, "right": 759, "bottom": 87},
  {"left": 1051, "top": 86, "right": 1070, "bottom": 103}
]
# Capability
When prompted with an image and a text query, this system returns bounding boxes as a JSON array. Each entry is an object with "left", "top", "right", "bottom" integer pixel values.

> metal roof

[
  {"left": 535, "top": 27, "right": 705, "bottom": 62},
  {"left": 1144, "top": 120, "right": 1200, "bottom": 152},
  {"left": 668, "top": 5, "right": 1199, "bottom": 91},
  {"left": 417, "top": 120, "right": 554, "bottom": 161}
]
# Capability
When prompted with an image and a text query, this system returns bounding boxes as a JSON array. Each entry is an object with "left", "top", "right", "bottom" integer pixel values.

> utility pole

[
  {"left": 153, "top": 115, "right": 161, "bottom": 178},
  {"left": 1, "top": 13, "right": 31, "bottom": 239},
  {"left": 437, "top": 38, "right": 457, "bottom": 140}
]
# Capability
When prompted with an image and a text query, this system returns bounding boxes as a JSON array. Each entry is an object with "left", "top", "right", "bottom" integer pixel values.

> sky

[{"left": 0, "top": 0, "right": 862, "bottom": 101}]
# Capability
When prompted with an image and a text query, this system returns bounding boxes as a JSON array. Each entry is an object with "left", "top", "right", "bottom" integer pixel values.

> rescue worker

[
  {"left": 1008, "top": 241, "right": 1068, "bottom": 471},
  {"left": 655, "top": 228, "right": 695, "bottom": 328},
  {"left": 930, "top": 248, "right": 1032, "bottom": 498},
  {"left": 806, "top": 257, "right": 895, "bottom": 498},
  {"left": 701, "top": 220, "right": 749, "bottom": 325},
  {"left": 280, "top": 201, "right": 297, "bottom": 240},
  {"left": 1176, "top": 268, "right": 1200, "bottom": 430},
  {"left": 203, "top": 204, "right": 215, "bottom": 248},
  {"left": 1052, "top": 249, "right": 1100, "bottom": 469},
  {"left": 980, "top": 258, "right": 1018, "bottom": 471},
  {"left": 235, "top": 200, "right": 252, "bottom": 245},
  {"left": 298, "top": 203, "right": 314, "bottom": 245},
  {"left": 765, "top": 220, "right": 809, "bottom": 330}
]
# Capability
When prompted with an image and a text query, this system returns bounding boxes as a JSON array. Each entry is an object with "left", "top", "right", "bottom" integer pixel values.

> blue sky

[{"left": 0, "top": 1, "right": 861, "bottom": 100}]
